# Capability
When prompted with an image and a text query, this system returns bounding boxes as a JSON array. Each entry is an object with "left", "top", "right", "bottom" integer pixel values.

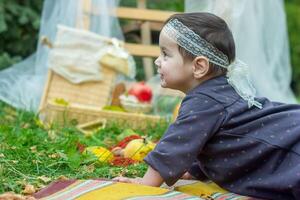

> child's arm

[
  {"left": 114, "top": 95, "right": 224, "bottom": 186},
  {"left": 142, "top": 165, "right": 164, "bottom": 186},
  {"left": 113, "top": 166, "right": 164, "bottom": 187}
]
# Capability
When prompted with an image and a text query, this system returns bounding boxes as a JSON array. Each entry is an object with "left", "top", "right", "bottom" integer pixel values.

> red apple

[{"left": 128, "top": 82, "right": 152, "bottom": 103}]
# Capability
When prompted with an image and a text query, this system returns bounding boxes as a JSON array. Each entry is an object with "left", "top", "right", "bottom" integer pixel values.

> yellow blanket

[{"left": 33, "top": 179, "right": 255, "bottom": 200}]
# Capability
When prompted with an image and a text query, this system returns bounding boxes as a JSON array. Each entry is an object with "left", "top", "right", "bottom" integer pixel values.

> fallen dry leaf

[
  {"left": 57, "top": 175, "right": 69, "bottom": 181},
  {"left": 30, "top": 146, "right": 37, "bottom": 153},
  {"left": 21, "top": 123, "right": 30, "bottom": 129},
  {"left": 83, "top": 164, "right": 95, "bottom": 173},
  {"left": 37, "top": 175, "right": 51, "bottom": 184},
  {"left": 22, "top": 184, "right": 36, "bottom": 195},
  {"left": 48, "top": 153, "right": 60, "bottom": 159},
  {"left": 0, "top": 192, "right": 36, "bottom": 200}
]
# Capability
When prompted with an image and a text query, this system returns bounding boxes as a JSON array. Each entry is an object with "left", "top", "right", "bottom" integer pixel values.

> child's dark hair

[{"left": 165, "top": 12, "right": 236, "bottom": 76}]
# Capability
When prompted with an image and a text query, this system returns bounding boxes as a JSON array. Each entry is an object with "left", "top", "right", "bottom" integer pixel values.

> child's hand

[
  {"left": 113, "top": 166, "right": 164, "bottom": 187},
  {"left": 112, "top": 176, "right": 143, "bottom": 185}
]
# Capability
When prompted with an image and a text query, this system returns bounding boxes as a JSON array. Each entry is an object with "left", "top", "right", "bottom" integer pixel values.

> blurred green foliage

[
  {"left": 1, "top": 0, "right": 300, "bottom": 96},
  {"left": 285, "top": 0, "right": 300, "bottom": 94},
  {"left": 0, "top": 0, "right": 43, "bottom": 70},
  {"left": 120, "top": 0, "right": 184, "bottom": 11}
]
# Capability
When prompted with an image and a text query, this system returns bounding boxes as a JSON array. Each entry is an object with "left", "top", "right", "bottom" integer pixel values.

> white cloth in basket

[{"left": 48, "top": 25, "right": 135, "bottom": 84}]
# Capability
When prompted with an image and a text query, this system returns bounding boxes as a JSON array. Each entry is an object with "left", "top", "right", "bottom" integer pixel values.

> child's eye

[{"left": 162, "top": 51, "right": 168, "bottom": 57}]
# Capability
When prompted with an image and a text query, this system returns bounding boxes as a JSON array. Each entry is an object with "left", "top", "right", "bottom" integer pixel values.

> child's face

[{"left": 154, "top": 28, "right": 194, "bottom": 93}]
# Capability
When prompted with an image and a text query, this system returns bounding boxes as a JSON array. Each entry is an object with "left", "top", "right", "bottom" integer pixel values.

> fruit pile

[
  {"left": 119, "top": 82, "right": 153, "bottom": 113},
  {"left": 82, "top": 129, "right": 156, "bottom": 167}
]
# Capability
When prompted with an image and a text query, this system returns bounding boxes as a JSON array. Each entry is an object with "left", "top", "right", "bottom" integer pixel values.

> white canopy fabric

[{"left": 0, "top": 0, "right": 124, "bottom": 111}]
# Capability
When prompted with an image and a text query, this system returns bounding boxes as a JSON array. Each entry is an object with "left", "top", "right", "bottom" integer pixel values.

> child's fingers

[
  {"left": 112, "top": 176, "right": 132, "bottom": 183},
  {"left": 133, "top": 177, "right": 143, "bottom": 184},
  {"left": 112, "top": 176, "right": 144, "bottom": 185}
]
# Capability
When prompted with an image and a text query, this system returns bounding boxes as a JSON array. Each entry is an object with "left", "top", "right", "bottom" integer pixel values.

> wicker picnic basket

[{"left": 39, "top": 66, "right": 164, "bottom": 130}]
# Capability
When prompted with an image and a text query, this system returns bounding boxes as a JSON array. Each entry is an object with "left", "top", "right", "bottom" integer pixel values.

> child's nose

[{"left": 154, "top": 58, "right": 160, "bottom": 68}]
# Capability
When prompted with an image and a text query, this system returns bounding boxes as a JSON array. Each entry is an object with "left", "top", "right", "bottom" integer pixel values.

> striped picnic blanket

[{"left": 33, "top": 179, "right": 257, "bottom": 200}]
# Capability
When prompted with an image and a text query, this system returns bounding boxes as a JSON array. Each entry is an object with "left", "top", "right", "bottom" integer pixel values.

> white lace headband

[{"left": 163, "top": 18, "right": 262, "bottom": 109}]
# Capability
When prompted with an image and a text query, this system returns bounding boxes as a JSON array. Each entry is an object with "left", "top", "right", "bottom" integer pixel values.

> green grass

[{"left": 0, "top": 101, "right": 168, "bottom": 194}]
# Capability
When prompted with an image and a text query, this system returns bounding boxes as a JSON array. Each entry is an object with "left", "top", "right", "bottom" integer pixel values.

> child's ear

[{"left": 192, "top": 56, "right": 210, "bottom": 79}]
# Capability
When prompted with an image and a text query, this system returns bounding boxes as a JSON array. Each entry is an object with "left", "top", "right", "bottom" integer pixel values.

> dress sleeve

[
  {"left": 188, "top": 160, "right": 209, "bottom": 181},
  {"left": 144, "top": 93, "right": 225, "bottom": 186}
]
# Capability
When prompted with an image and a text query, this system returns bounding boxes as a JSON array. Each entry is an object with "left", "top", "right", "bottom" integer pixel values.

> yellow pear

[
  {"left": 124, "top": 139, "right": 156, "bottom": 161},
  {"left": 146, "top": 141, "right": 156, "bottom": 151}
]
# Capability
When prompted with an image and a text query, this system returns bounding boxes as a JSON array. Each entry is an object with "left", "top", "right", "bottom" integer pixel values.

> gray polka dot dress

[{"left": 144, "top": 75, "right": 300, "bottom": 200}]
